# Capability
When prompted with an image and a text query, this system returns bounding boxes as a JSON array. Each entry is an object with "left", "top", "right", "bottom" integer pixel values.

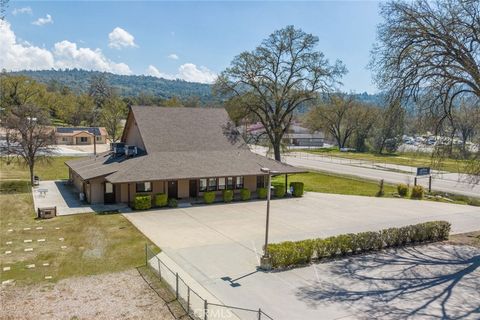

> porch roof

[{"left": 66, "top": 149, "right": 305, "bottom": 183}]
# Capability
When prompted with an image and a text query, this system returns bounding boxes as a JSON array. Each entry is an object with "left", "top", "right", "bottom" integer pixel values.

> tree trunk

[
  {"left": 273, "top": 142, "right": 282, "bottom": 161},
  {"left": 29, "top": 162, "right": 35, "bottom": 186}
]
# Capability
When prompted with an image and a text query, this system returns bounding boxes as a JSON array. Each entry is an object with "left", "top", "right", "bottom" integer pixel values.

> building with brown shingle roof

[{"left": 66, "top": 106, "right": 304, "bottom": 205}]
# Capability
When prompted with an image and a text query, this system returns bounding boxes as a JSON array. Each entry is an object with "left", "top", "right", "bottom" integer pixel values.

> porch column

[{"left": 285, "top": 174, "right": 288, "bottom": 194}]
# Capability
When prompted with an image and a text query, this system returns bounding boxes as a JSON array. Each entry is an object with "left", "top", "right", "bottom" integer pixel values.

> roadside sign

[{"left": 416, "top": 167, "right": 431, "bottom": 176}]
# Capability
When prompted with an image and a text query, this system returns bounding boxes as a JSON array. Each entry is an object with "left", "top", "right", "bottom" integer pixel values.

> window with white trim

[
  {"left": 236, "top": 176, "right": 244, "bottom": 189},
  {"left": 199, "top": 178, "right": 207, "bottom": 192},
  {"left": 136, "top": 181, "right": 152, "bottom": 192}
]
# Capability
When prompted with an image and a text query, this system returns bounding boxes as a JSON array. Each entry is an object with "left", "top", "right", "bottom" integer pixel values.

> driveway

[{"left": 125, "top": 193, "right": 480, "bottom": 319}]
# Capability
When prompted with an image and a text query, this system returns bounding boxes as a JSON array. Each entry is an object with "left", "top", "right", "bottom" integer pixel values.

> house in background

[
  {"left": 65, "top": 106, "right": 303, "bottom": 205},
  {"left": 55, "top": 127, "right": 108, "bottom": 145},
  {"left": 242, "top": 121, "right": 325, "bottom": 147}
]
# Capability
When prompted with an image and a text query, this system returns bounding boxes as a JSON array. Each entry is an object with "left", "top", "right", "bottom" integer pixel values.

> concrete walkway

[
  {"left": 125, "top": 193, "right": 480, "bottom": 319},
  {"left": 33, "top": 180, "right": 129, "bottom": 215}
]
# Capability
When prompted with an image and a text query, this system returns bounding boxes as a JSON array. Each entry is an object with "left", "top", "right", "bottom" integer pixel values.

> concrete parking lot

[{"left": 125, "top": 193, "right": 480, "bottom": 319}]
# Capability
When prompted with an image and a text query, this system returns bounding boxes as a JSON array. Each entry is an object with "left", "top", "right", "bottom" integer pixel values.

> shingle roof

[
  {"left": 56, "top": 127, "right": 106, "bottom": 136},
  {"left": 66, "top": 107, "right": 305, "bottom": 182},
  {"left": 130, "top": 106, "right": 246, "bottom": 152}
]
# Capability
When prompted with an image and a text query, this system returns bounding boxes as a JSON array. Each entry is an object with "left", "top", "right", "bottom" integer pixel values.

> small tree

[
  {"left": 4, "top": 104, "right": 55, "bottom": 185},
  {"left": 100, "top": 97, "right": 127, "bottom": 142},
  {"left": 305, "top": 95, "right": 358, "bottom": 150}
]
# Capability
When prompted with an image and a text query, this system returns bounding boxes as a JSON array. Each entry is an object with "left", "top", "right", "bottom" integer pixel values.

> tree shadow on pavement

[{"left": 295, "top": 244, "right": 480, "bottom": 319}]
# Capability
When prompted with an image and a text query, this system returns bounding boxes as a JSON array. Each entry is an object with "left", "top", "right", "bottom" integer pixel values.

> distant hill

[
  {"left": 9, "top": 69, "right": 216, "bottom": 102},
  {"left": 8, "top": 69, "right": 388, "bottom": 109}
]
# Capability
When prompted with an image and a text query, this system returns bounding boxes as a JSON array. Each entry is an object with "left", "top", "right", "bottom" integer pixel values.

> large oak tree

[{"left": 215, "top": 25, "right": 346, "bottom": 161}]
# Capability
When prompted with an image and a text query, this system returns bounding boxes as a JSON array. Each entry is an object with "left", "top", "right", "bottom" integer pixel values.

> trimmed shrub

[
  {"left": 269, "top": 239, "right": 315, "bottom": 268},
  {"left": 257, "top": 187, "right": 268, "bottom": 199},
  {"left": 411, "top": 185, "right": 424, "bottom": 199},
  {"left": 134, "top": 194, "right": 151, "bottom": 210},
  {"left": 274, "top": 185, "right": 285, "bottom": 198},
  {"left": 154, "top": 193, "right": 168, "bottom": 207},
  {"left": 397, "top": 184, "right": 409, "bottom": 197},
  {"left": 168, "top": 198, "right": 178, "bottom": 208},
  {"left": 222, "top": 190, "right": 233, "bottom": 203},
  {"left": 204, "top": 191, "right": 216, "bottom": 204},
  {"left": 290, "top": 182, "right": 304, "bottom": 197},
  {"left": 240, "top": 188, "right": 251, "bottom": 201},
  {"left": 268, "top": 221, "right": 451, "bottom": 269}
]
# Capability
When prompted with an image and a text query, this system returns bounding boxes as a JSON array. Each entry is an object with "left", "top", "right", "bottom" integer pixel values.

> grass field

[
  {"left": 301, "top": 148, "right": 470, "bottom": 173},
  {"left": 273, "top": 171, "right": 396, "bottom": 197},
  {"left": 0, "top": 156, "right": 159, "bottom": 285},
  {"left": 273, "top": 171, "right": 478, "bottom": 206},
  {"left": 0, "top": 156, "right": 77, "bottom": 181}
]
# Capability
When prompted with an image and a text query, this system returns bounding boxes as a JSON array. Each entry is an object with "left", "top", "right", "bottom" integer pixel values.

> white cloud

[
  {"left": 0, "top": 20, "right": 54, "bottom": 70},
  {"left": 145, "top": 63, "right": 217, "bottom": 84},
  {"left": 167, "top": 53, "right": 179, "bottom": 60},
  {"left": 0, "top": 20, "right": 131, "bottom": 75},
  {"left": 145, "top": 65, "right": 175, "bottom": 80},
  {"left": 108, "top": 27, "right": 137, "bottom": 49},
  {"left": 32, "top": 14, "right": 53, "bottom": 26},
  {"left": 54, "top": 40, "right": 132, "bottom": 74},
  {"left": 178, "top": 63, "right": 217, "bottom": 83},
  {"left": 12, "top": 7, "right": 33, "bottom": 15}
]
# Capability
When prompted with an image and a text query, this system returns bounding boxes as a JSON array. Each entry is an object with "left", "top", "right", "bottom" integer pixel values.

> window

[
  {"left": 136, "top": 181, "right": 152, "bottom": 192},
  {"left": 62, "top": 137, "right": 68, "bottom": 142},
  {"left": 199, "top": 178, "right": 207, "bottom": 192},
  {"left": 218, "top": 177, "right": 226, "bottom": 190},
  {"left": 96, "top": 136, "right": 102, "bottom": 141},
  {"left": 208, "top": 178, "right": 217, "bottom": 191},
  {"left": 80, "top": 137, "right": 88, "bottom": 143},
  {"left": 227, "top": 177, "right": 234, "bottom": 190},
  {"left": 236, "top": 176, "right": 244, "bottom": 189},
  {"left": 257, "top": 176, "right": 266, "bottom": 188},
  {"left": 105, "top": 182, "right": 113, "bottom": 193}
]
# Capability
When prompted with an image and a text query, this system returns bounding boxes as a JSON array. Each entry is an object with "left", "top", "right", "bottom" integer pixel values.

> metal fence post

[
  {"left": 175, "top": 272, "right": 179, "bottom": 300},
  {"left": 187, "top": 287, "right": 190, "bottom": 315},
  {"left": 144, "top": 244, "right": 148, "bottom": 266},
  {"left": 157, "top": 257, "right": 161, "bottom": 280},
  {"left": 258, "top": 308, "right": 262, "bottom": 320},
  {"left": 428, "top": 175, "right": 432, "bottom": 192},
  {"left": 204, "top": 300, "right": 208, "bottom": 320}
]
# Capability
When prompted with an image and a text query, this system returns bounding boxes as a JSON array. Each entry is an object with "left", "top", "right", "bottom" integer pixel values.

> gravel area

[{"left": 0, "top": 269, "right": 175, "bottom": 320}]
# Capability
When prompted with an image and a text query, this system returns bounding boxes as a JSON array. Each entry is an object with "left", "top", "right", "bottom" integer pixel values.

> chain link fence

[{"left": 145, "top": 245, "right": 274, "bottom": 320}]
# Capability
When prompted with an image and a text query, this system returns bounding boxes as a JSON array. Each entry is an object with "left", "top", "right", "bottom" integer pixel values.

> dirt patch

[
  {"left": 0, "top": 269, "right": 175, "bottom": 320},
  {"left": 447, "top": 231, "right": 480, "bottom": 248}
]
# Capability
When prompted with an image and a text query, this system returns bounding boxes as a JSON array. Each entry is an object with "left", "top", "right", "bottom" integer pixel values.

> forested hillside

[{"left": 9, "top": 69, "right": 215, "bottom": 103}]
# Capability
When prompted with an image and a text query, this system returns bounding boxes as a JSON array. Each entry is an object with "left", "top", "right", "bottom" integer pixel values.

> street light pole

[{"left": 260, "top": 167, "right": 274, "bottom": 270}]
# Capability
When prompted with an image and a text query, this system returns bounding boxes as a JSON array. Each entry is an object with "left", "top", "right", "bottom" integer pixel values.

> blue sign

[{"left": 416, "top": 167, "right": 431, "bottom": 176}]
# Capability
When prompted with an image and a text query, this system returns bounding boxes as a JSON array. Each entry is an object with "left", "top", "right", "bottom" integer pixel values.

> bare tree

[
  {"left": 304, "top": 95, "right": 358, "bottom": 150},
  {"left": 4, "top": 104, "right": 55, "bottom": 185},
  {"left": 370, "top": 0, "right": 480, "bottom": 116},
  {"left": 372, "top": 103, "right": 406, "bottom": 154},
  {"left": 215, "top": 25, "right": 346, "bottom": 161},
  {"left": 452, "top": 99, "right": 480, "bottom": 155}
]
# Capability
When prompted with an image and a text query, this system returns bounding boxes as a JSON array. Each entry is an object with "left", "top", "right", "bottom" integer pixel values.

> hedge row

[
  {"left": 134, "top": 193, "right": 177, "bottom": 210},
  {"left": 268, "top": 221, "right": 451, "bottom": 269}
]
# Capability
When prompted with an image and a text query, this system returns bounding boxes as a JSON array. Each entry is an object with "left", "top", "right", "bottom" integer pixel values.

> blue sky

[{"left": 2, "top": 1, "right": 382, "bottom": 92}]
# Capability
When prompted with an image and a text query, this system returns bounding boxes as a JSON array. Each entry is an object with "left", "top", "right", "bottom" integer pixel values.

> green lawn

[
  {"left": 273, "top": 171, "right": 478, "bottom": 206},
  {"left": 273, "top": 171, "right": 396, "bottom": 197},
  {"left": 0, "top": 156, "right": 77, "bottom": 181},
  {"left": 301, "top": 148, "right": 470, "bottom": 173},
  {"left": 0, "top": 156, "right": 159, "bottom": 285}
]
